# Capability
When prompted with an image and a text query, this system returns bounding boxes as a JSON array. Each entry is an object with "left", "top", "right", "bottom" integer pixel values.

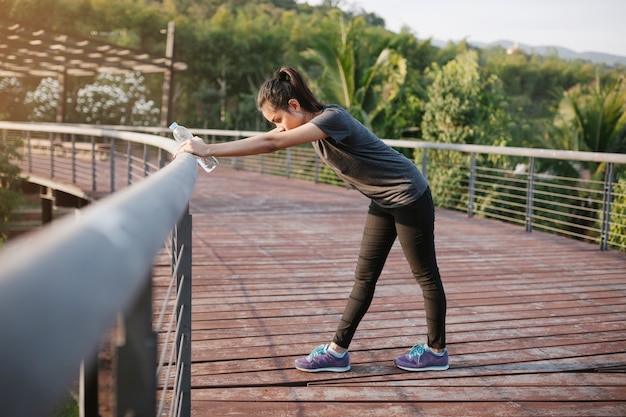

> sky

[{"left": 305, "top": 0, "right": 626, "bottom": 57}]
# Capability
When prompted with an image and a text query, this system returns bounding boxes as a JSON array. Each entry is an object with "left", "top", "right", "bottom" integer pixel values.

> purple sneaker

[
  {"left": 294, "top": 344, "right": 350, "bottom": 372},
  {"left": 394, "top": 344, "right": 449, "bottom": 371}
]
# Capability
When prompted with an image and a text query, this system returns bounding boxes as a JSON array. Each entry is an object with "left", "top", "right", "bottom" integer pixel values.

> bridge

[{"left": 0, "top": 123, "right": 624, "bottom": 416}]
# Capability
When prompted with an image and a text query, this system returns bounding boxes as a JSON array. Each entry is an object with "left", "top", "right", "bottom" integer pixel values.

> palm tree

[
  {"left": 301, "top": 16, "right": 407, "bottom": 130},
  {"left": 556, "top": 76, "right": 626, "bottom": 179},
  {"left": 549, "top": 76, "right": 626, "bottom": 241}
]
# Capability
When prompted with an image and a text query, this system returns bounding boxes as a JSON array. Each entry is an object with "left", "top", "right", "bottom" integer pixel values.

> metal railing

[
  {"left": 159, "top": 128, "right": 626, "bottom": 252},
  {"left": 0, "top": 122, "right": 197, "bottom": 417},
  {"left": 28, "top": 124, "right": 624, "bottom": 252},
  {"left": 1, "top": 121, "right": 625, "bottom": 416}
]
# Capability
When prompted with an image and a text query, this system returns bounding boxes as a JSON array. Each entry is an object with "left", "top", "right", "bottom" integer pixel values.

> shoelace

[
  {"left": 408, "top": 344, "right": 426, "bottom": 358},
  {"left": 308, "top": 344, "right": 329, "bottom": 358}
]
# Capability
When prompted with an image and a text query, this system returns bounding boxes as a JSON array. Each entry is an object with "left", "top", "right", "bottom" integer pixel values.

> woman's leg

[
  {"left": 332, "top": 202, "right": 396, "bottom": 349},
  {"left": 394, "top": 189, "right": 446, "bottom": 349}
]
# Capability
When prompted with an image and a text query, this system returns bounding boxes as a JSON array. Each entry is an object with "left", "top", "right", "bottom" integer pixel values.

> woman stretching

[{"left": 176, "top": 67, "right": 448, "bottom": 372}]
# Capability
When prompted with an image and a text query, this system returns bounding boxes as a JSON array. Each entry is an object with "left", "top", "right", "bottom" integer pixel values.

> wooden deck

[{"left": 153, "top": 166, "right": 626, "bottom": 417}]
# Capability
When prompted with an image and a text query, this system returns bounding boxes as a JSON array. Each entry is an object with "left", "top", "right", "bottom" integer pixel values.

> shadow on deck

[{"left": 153, "top": 166, "right": 626, "bottom": 417}]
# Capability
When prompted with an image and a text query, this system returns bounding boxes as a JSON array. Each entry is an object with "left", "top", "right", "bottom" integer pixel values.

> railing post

[
  {"left": 49, "top": 132, "right": 55, "bottom": 179},
  {"left": 110, "top": 138, "right": 116, "bottom": 193},
  {"left": 175, "top": 205, "right": 193, "bottom": 417},
  {"left": 468, "top": 153, "right": 476, "bottom": 218},
  {"left": 91, "top": 135, "right": 97, "bottom": 192},
  {"left": 26, "top": 130, "right": 33, "bottom": 172},
  {"left": 421, "top": 149, "right": 428, "bottom": 179},
  {"left": 115, "top": 277, "right": 157, "bottom": 417},
  {"left": 143, "top": 144, "right": 149, "bottom": 177},
  {"left": 315, "top": 153, "right": 320, "bottom": 184},
  {"left": 525, "top": 157, "right": 535, "bottom": 233},
  {"left": 71, "top": 134, "right": 77, "bottom": 183},
  {"left": 127, "top": 140, "right": 133, "bottom": 186},
  {"left": 600, "top": 162, "right": 615, "bottom": 251},
  {"left": 287, "top": 148, "right": 293, "bottom": 178}
]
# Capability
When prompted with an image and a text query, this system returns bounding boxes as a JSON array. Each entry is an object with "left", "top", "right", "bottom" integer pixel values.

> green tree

[
  {"left": 553, "top": 76, "right": 626, "bottom": 179},
  {"left": 173, "top": 3, "right": 290, "bottom": 129},
  {"left": 422, "top": 49, "right": 512, "bottom": 147},
  {"left": 0, "top": 138, "right": 25, "bottom": 244},
  {"left": 421, "top": 50, "right": 514, "bottom": 210}
]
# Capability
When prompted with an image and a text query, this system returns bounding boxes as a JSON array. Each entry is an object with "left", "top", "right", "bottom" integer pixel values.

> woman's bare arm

[{"left": 176, "top": 122, "right": 327, "bottom": 158}]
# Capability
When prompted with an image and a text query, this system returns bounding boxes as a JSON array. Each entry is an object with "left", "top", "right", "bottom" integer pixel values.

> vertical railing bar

[
  {"left": 70, "top": 134, "right": 76, "bottom": 184},
  {"left": 314, "top": 153, "right": 320, "bottom": 184},
  {"left": 159, "top": 147, "right": 166, "bottom": 169},
  {"left": 525, "top": 157, "right": 536, "bottom": 233},
  {"left": 27, "top": 130, "right": 33, "bottom": 172},
  {"left": 468, "top": 153, "right": 476, "bottom": 218},
  {"left": 91, "top": 135, "right": 97, "bottom": 192},
  {"left": 600, "top": 162, "right": 615, "bottom": 251},
  {"left": 110, "top": 137, "right": 116, "bottom": 193},
  {"left": 127, "top": 140, "right": 132, "bottom": 186},
  {"left": 421, "top": 149, "right": 428, "bottom": 179},
  {"left": 49, "top": 132, "right": 55, "bottom": 178},
  {"left": 144, "top": 143, "right": 149, "bottom": 177}
]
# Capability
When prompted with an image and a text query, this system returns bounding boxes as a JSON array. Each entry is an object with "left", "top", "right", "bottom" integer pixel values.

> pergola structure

[{"left": 0, "top": 21, "right": 187, "bottom": 125}]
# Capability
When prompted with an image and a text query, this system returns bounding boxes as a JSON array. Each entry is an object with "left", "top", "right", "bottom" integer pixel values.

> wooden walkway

[{"left": 153, "top": 166, "right": 626, "bottom": 417}]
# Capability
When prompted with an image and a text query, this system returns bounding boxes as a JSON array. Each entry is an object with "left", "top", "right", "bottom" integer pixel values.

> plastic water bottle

[{"left": 169, "top": 122, "right": 219, "bottom": 173}]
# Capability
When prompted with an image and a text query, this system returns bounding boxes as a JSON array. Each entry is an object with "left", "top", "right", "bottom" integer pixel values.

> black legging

[{"left": 332, "top": 188, "right": 447, "bottom": 350}]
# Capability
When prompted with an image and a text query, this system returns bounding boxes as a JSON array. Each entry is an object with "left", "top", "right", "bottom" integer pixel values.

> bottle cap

[{"left": 169, "top": 122, "right": 178, "bottom": 130}]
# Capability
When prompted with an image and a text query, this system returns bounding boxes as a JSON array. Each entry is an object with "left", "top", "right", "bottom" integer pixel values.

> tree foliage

[
  {"left": 301, "top": 16, "right": 407, "bottom": 131},
  {"left": 3, "top": 0, "right": 622, "bottom": 140},
  {"left": 420, "top": 50, "right": 514, "bottom": 208},
  {"left": 0, "top": 138, "right": 25, "bottom": 244}
]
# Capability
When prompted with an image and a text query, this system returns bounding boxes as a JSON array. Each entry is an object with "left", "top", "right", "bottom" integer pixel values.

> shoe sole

[
  {"left": 395, "top": 362, "right": 449, "bottom": 372},
  {"left": 295, "top": 365, "right": 351, "bottom": 373}
]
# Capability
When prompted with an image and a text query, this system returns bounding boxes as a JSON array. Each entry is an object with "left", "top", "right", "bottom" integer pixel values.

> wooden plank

[
  {"left": 190, "top": 385, "right": 626, "bottom": 402},
  {"left": 189, "top": 401, "right": 626, "bottom": 417}
]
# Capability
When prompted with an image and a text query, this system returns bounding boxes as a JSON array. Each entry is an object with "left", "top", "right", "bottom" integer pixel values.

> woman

[{"left": 176, "top": 67, "right": 448, "bottom": 372}]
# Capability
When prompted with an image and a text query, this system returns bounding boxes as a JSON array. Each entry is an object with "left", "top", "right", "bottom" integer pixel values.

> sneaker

[
  {"left": 294, "top": 344, "right": 350, "bottom": 372},
  {"left": 394, "top": 344, "right": 449, "bottom": 371}
]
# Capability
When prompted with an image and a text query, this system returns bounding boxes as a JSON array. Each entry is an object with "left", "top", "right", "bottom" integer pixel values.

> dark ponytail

[{"left": 256, "top": 67, "right": 324, "bottom": 113}]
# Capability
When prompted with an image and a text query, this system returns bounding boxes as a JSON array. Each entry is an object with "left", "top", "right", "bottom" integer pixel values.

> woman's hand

[{"left": 174, "top": 136, "right": 208, "bottom": 159}]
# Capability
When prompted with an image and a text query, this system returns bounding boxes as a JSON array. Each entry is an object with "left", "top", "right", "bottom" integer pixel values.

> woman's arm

[{"left": 175, "top": 122, "right": 327, "bottom": 159}]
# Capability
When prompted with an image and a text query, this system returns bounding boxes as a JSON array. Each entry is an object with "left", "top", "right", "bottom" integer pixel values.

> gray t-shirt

[{"left": 310, "top": 104, "right": 429, "bottom": 208}]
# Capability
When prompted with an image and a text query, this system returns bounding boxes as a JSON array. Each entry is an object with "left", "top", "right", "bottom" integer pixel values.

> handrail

[
  {"left": 384, "top": 139, "right": 626, "bottom": 164},
  {"left": 0, "top": 122, "right": 198, "bottom": 417}
]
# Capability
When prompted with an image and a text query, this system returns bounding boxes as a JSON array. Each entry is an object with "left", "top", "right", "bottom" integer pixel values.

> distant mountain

[{"left": 432, "top": 39, "right": 626, "bottom": 66}]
